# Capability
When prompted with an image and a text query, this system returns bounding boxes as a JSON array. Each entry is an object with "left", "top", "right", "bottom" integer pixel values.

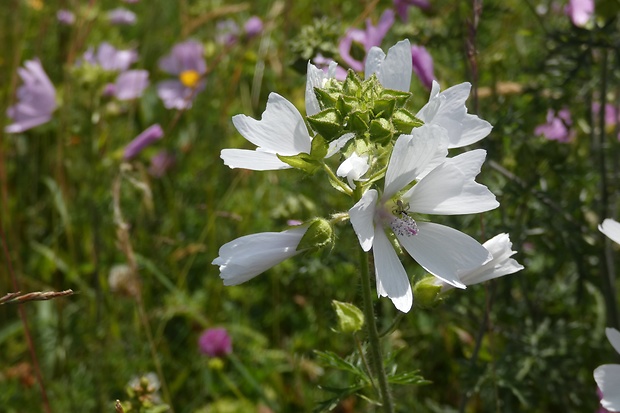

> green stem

[
  {"left": 322, "top": 163, "right": 353, "bottom": 196},
  {"left": 358, "top": 247, "right": 394, "bottom": 412}
]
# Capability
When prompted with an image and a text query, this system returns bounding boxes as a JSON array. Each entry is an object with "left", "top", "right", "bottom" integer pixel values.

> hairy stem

[{"left": 358, "top": 247, "right": 393, "bottom": 412}]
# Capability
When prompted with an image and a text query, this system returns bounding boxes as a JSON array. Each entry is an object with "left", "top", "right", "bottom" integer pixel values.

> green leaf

[
  {"left": 372, "top": 97, "right": 396, "bottom": 118},
  {"left": 310, "top": 135, "right": 329, "bottom": 160},
  {"left": 348, "top": 110, "right": 371, "bottom": 132},
  {"left": 332, "top": 300, "right": 365, "bottom": 333},
  {"left": 388, "top": 370, "right": 431, "bottom": 385},
  {"left": 277, "top": 152, "right": 322, "bottom": 174},
  {"left": 314, "top": 87, "right": 339, "bottom": 110}
]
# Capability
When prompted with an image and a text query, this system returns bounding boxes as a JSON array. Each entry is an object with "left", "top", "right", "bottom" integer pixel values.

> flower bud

[
  {"left": 332, "top": 300, "right": 365, "bottom": 333},
  {"left": 296, "top": 218, "right": 334, "bottom": 251},
  {"left": 412, "top": 276, "right": 443, "bottom": 309}
]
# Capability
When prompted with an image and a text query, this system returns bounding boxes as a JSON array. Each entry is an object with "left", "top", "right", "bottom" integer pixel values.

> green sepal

[
  {"left": 307, "top": 108, "right": 343, "bottom": 141},
  {"left": 412, "top": 276, "right": 443, "bottom": 309},
  {"left": 314, "top": 87, "right": 339, "bottom": 110},
  {"left": 332, "top": 300, "right": 365, "bottom": 333},
  {"left": 348, "top": 110, "right": 371, "bottom": 132},
  {"left": 372, "top": 97, "right": 396, "bottom": 118},
  {"left": 381, "top": 88, "right": 412, "bottom": 107},
  {"left": 369, "top": 117, "right": 394, "bottom": 143},
  {"left": 342, "top": 69, "right": 362, "bottom": 95},
  {"left": 392, "top": 108, "right": 424, "bottom": 134},
  {"left": 337, "top": 95, "right": 357, "bottom": 115},
  {"left": 297, "top": 218, "right": 333, "bottom": 251},
  {"left": 277, "top": 152, "right": 322, "bottom": 174}
]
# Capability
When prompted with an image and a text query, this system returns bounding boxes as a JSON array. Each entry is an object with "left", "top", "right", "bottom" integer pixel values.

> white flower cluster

[{"left": 213, "top": 39, "right": 524, "bottom": 313}]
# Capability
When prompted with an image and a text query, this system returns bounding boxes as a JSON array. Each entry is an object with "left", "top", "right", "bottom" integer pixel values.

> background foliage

[{"left": 1, "top": 0, "right": 620, "bottom": 412}]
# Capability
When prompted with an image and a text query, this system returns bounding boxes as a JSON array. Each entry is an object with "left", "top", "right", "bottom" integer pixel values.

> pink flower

[
  {"left": 411, "top": 45, "right": 434, "bottom": 89},
  {"left": 123, "top": 124, "right": 164, "bottom": 159},
  {"left": 393, "top": 0, "right": 430, "bottom": 22},
  {"left": 339, "top": 9, "right": 394, "bottom": 72},
  {"left": 565, "top": 0, "right": 594, "bottom": 27},
  {"left": 198, "top": 328, "right": 232, "bottom": 357},
  {"left": 534, "top": 108, "right": 574, "bottom": 142}
]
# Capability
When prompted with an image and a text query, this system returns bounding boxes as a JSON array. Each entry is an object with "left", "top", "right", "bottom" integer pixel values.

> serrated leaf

[{"left": 388, "top": 370, "right": 431, "bottom": 385}]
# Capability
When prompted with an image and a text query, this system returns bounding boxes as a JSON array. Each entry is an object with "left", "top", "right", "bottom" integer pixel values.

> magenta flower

[
  {"left": 157, "top": 41, "right": 207, "bottom": 110},
  {"left": 107, "top": 8, "right": 137, "bottom": 25},
  {"left": 148, "top": 151, "right": 175, "bottom": 177},
  {"left": 411, "top": 45, "right": 434, "bottom": 89},
  {"left": 198, "top": 328, "right": 232, "bottom": 358},
  {"left": 6, "top": 59, "right": 57, "bottom": 133},
  {"left": 81, "top": 43, "right": 138, "bottom": 72},
  {"left": 57, "top": 9, "right": 75, "bottom": 25},
  {"left": 534, "top": 108, "right": 574, "bottom": 142},
  {"left": 123, "top": 124, "right": 164, "bottom": 160},
  {"left": 565, "top": 0, "right": 594, "bottom": 27},
  {"left": 244, "top": 16, "right": 263, "bottom": 38},
  {"left": 393, "top": 0, "right": 430, "bottom": 21},
  {"left": 339, "top": 9, "right": 395, "bottom": 72}
]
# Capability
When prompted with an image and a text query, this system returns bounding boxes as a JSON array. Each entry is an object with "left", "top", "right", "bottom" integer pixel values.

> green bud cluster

[{"left": 307, "top": 70, "right": 423, "bottom": 145}]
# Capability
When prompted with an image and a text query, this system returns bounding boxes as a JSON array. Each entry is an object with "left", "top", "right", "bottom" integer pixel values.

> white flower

[
  {"left": 336, "top": 152, "right": 369, "bottom": 189},
  {"left": 600, "top": 219, "right": 620, "bottom": 245},
  {"left": 349, "top": 125, "right": 498, "bottom": 312},
  {"left": 436, "top": 233, "right": 523, "bottom": 291},
  {"left": 221, "top": 93, "right": 312, "bottom": 170},
  {"left": 365, "top": 39, "right": 412, "bottom": 92},
  {"left": 595, "top": 328, "right": 620, "bottom": 412},
  {"left": 416, "top": 81, "right": 493, "bottom": 148},
  {"left": 212, "top": 226, "right": 308, "bottom": 285}
]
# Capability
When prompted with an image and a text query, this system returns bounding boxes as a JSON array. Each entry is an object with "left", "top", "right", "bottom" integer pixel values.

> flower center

[
  {"left": 390, "top": 214, "right": 419, "bottom": 237},
  {"left": 179, "top": 70, "right": 201, "bottom": 88},
  {"left": 389, "top": 200, "right": 419, "bottom": 237}
]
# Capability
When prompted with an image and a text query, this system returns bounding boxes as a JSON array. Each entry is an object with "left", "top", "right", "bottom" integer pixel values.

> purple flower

[
  {"left": 157, "top": 40, "right": 207, "bottom": 110},
  {"left": 566, "top": 0, "right": 594, "bottom": 27},
  {"left": 57, "top": 9, "right": 75, "bottom": 25},
  {"left": 81, "top": 43, "right": 138, "bottom": 72},
  {"left": 198, "top": 328, "right": 232, "bottom": 358},
  {"left": 123, "top": 124, "right": 164, "bottom": 160},
  {"left": 216, "top": 19, "right": 240, "bottom": 46},
  {"left": 339, "top": 9, "right": 395, "bottom": 72},
  {"left": 112, "top": 70, "right": 149, "bottom": 100},
  {"left": 411, "top": 45, "right": 434, "bottom": 89},
  {"left": 148, "top": 151, "right": 175, "bottom": 177},
  {"left": 534, "top": 108, "right": 574, "bottom": 142},
  {"left": 107, "top": 8, "right": 137, "bottom": 25},
  {"left": 122, "top": 0, "right": 140, "bottom": 3},
  {"left": 244, "top": 16, "right": 263, "bottom": 38},
  {"left": 6, "top": 59, "right": 57, "bottom": 133},
  {"left": 393, "top": 0, "right": 431, "bottom": 21}
]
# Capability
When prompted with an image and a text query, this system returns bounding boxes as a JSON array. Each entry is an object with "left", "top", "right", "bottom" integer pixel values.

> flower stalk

[{"left": 358, "top": 246, "right": 394, "bottom": 413}]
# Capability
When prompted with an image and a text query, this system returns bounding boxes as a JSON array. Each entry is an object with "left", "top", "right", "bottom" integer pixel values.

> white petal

[
  {"left": 212, "top": 227, "right": 307, "bottom": 285},
  {"left": 305, "top": 61, "right": 333, "bottom": 117},
  {"left": 416, "top": 81, "right": 492, "bottom": 149},
  {"left": 595, "top": 364, "right": 620, "bottom": 411},
  {"left": 405, "top": 151, "right": 498, "bottom": 215},
  {"left": 220, "top": 149, "right": 291, "bottom": 170},
  {"left": 365, "top": 39, "right": 412, "bottom": 92},
  {"left": 232, "top": 93, "right": 312, "bottom": 155},
  {"left": 350, "top": 189, "right": 379, "bottom": 252},
  {"left": 383, "top": 125, "right": 448, "bottom": 200},
  {"left": 396, "top": 222, "right": 491, "bottom": 288},
  {"left": 600, "top": 219, "right": 620, "bottom": 245},
  {"left": 456, "top": 233, "right": 524, "bottom": 287},
  {"left": 607, "top": 328, "right": 620, "bottom": 355},
  {"left": 326, "top": 133, "right": 355, "bottom": 158},
  {"left": 373, "top": 228, "right": 413, "bottom": 312},
  {"left": 337, "top": 153, "right": 369, "bottom": 188}
]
